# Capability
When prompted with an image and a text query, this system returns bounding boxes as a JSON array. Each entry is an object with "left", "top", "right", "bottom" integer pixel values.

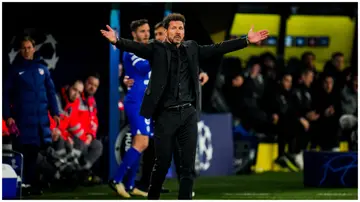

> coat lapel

[
  {"left": 183, "top": 43, "right": 197, "bottom": 82},
  {"left": 166, "top": 48, "right": 171, "bottom": 71}
]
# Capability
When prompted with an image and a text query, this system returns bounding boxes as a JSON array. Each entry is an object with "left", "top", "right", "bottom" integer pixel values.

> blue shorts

[{"left": 124, "top": 102, "right": 153, "bottom": 137}]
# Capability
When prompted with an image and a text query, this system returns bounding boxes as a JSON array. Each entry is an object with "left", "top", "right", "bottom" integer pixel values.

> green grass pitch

[{"left": 28, "top": 172, "right": 357, "bottom": 200}]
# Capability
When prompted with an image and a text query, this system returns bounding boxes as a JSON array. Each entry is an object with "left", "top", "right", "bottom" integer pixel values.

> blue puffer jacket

[{"left": 3, "top": 57, "right": 60, "bottom": 146}]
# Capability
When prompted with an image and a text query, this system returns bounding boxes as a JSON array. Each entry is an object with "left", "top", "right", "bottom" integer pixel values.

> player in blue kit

[{"left": 108, "top": 19, "right": 151, "bottom": 198}]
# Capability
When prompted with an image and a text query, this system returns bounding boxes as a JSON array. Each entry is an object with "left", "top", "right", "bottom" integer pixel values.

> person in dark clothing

[
  {"left": 270, "top": 73, "right": 299, "bottom": 172},
  {"left": 222, "top": 58, "right": 244, "bottom": 119},
  {"left": 3, "top": 36, "right": 60, "bottom": 195},
  {"left": 101, "top": 13, "right": 269, "bottom": 199},
  {"left": 260, "top": 52, "right": 279, "bottom": 112},
  {"left": 339, "top": 74, "right": 358, "bottom": 151},
  {"left": 312, "top": 75, "right": 341, "bottom": 151},
  {"left": 301, "top": 51, "right": 318, "bottom": 76},
  {"left": 286, "top": 57, "right": 302, "bottom": 85},
  {"left": 323, "top": 52, "right": 346, "bottom": 90},
  {"left": 240, "top": 59, "right": 276, "bottom": 134},
  {"left": 291, "top": 69, "right": 318, "bottom": 170}
]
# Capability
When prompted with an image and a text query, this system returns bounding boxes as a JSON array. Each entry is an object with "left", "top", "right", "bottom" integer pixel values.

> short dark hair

[
  {"left": 70, "top": 79, "right": 83, "bottom": 87},
  {"left": 130, "top": 19, "right": 148, "bottom": 32},
  {"left": 154, "top": 22, "right": 164, "bottom": 30},
  {"left": 301, "top": 51, "right": 316, "bottom": 61},
  {"left": 332, "top": 52, "right": 344, "bottom": 59},
  {"left": 301, "top": 68, "right": 314, "bottom": 76},
  {"left": 87, "top": 72, "right": 100, "bottom": 80},
  {"left": 20, "top": 36, "right": 35, "bottom": 48},
  {"left": 162, "top": 13, "right": 185, "bottom": 29}
]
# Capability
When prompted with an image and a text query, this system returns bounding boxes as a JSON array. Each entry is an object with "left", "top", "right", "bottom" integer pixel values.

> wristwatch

[{"left": 245, "top": 35, "right": 250, "bottom": 45}]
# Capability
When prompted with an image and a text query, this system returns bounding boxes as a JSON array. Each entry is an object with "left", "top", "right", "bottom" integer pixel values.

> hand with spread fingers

[{"left": 247, "top": 25, "right": 269, "bottom": 44}]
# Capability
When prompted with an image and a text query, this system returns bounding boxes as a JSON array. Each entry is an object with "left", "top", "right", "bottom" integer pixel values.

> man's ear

[{"left": 131, "top": 31, "right": 136, "bottom": 40}]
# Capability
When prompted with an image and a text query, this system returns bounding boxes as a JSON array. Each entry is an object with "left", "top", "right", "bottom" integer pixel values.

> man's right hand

[
  {"left": 51, "top": 128, "right": 61, "bottom": 142},
  {"left": 124, "top": 76, "right": 135, "bottom": 88},
  {"left": 6, "top": 118, "right": 15, "bottom": 127},
  {"left": 300, "top": 117, "right": 310, "bottom": 131},
  {"left": 100, "top": 25, "right": 117, "bottom": 44}
]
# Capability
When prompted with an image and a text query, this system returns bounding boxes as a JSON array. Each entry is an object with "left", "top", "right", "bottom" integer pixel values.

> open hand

[
  {"left": 247, "top": 25, "right": 269, "bottom": 44},
  {"left": 100, "top": 25, "right": 117, "bottom": 44}
]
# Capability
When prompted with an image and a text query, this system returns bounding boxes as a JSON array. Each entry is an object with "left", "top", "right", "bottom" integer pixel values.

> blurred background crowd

[{"left": 2, "top": 2, "right": 358, "bottom": 198}]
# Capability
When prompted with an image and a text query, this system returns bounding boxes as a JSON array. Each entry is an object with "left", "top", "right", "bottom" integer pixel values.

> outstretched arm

[
  {"left": 199, "top": 25, "right": 269, "bottom": 59},
  {"left": 100, "top": 25, "right": 153, "bottom": 60},
  {"left": 199, "top": 38, "right": 248, "bottom": 59}
]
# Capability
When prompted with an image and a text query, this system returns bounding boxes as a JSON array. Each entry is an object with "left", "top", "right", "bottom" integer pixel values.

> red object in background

[
  {"left": 2, "top": 119, "right": 9, "bottom": 136},
  {"left": 118, "top": 100, "right": 124, "bottom": 111},
  {"left": 78, "top": 93, "right": 99, "bottom": 141}
]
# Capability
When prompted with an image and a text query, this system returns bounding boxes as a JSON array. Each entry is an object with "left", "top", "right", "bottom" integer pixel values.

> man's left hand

[
  {"left": 199, "top": 72, "right": 209, "bottom": 86},
  {"left": 53, "top": 116, "right": 60, "bottom": 127},
  {"left": 247, "top": 25, "right": 269, "bottom": 44},
  {"left": 85, "top": 134, "right": 93, "bottom": 145}
]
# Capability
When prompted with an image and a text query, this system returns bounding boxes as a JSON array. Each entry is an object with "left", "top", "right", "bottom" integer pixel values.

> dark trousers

[
  {"left": 139, "top": 136, "right": 196, "bottom": 189},
  {"left": 139, "top": 138, "right": 155, "bottom": 188},
  {"left": 277, "top": 118, "right": 299, "bottom": 156},
  {"left": 17, "top": 144, "right": 41, "bottom": 186},
  {"left": 148, "top": 105, "right": 198, "bottom": 200}
]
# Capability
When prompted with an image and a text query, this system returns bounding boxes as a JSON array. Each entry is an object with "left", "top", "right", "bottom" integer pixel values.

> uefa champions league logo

[
  {"left": 195, "top": 121, "right": 213, "bottom": 172},
  {"left": 8, "top": 34, "right": 59, "bottom": 70},
  {"left": 115, "top": 125, "right": 132, "bottom": 165}
]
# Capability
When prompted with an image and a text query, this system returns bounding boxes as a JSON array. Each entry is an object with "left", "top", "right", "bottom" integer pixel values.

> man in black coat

[{"left": 101, "top": 13, "right": 269, "bottom": 199}]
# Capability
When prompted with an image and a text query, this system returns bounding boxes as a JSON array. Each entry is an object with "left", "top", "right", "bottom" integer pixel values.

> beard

[{"left": 169, "top": 36, "right": 183, "bottom": 44}]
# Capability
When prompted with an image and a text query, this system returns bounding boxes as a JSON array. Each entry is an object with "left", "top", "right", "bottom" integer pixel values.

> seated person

[{"left": 339, "top": 74, "right": 357, "bottom": 151}]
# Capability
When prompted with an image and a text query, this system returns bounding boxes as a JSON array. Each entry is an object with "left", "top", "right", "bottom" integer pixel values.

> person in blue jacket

[{"left": 3, "top": 36, "right": 60, "bottom": 196}]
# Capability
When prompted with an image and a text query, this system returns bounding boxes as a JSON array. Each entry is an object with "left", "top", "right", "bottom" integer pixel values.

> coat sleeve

[
  {"left": 44, "top": 68, "right": 60, "bottom": 117},
  {"left": 3, "top": 69, "right": 16, "bottom": 120},
  {"left": 198, "top": 38, "right": 248, "bottom": 60},
  {"left": 126, "top": 52, "right": 151, "bottom": 75},
  {"left": 114, "top": 38, "right": 154, "bottom": 60}
]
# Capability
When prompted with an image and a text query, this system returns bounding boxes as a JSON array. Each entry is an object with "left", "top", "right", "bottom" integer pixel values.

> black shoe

[
  {"left": 108, "top": 180, "right": 118, "bottom": 194},
  {"left": 283, "top": 153, "right": 300, "bottom": 172},
  {"left": 30, "top": 186, "right": 43, "bottom": 196},
  {"left": 83, "top": 173, "right": 102, "bottom": 186},
  {"left": 21, "top": 187, "right": 31, "bottom": 197},
  {"left": 274, "top": 155, "right": 288, "bottom": 168},
  {"left": 161, "top": 187, "right": 170, "bottom": 193}
]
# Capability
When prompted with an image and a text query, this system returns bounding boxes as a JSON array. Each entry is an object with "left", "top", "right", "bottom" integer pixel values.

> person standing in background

[
  {"left": 108, "top": 19, "right": 152, "bottom": 198},
  {"left": 3, "top": 36, "right": 60, "bottom": 196}
]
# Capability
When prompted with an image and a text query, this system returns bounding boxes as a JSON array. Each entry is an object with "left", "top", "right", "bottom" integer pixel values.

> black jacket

[
  {"left": 292, "top": 84, "right": 314, "bottom": 119},
  {"left": 270, "top": 85, "right": 294, "bottom": 118},
  {"left": 114, "top": 37, "right": 248, "bottom": 119}
]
